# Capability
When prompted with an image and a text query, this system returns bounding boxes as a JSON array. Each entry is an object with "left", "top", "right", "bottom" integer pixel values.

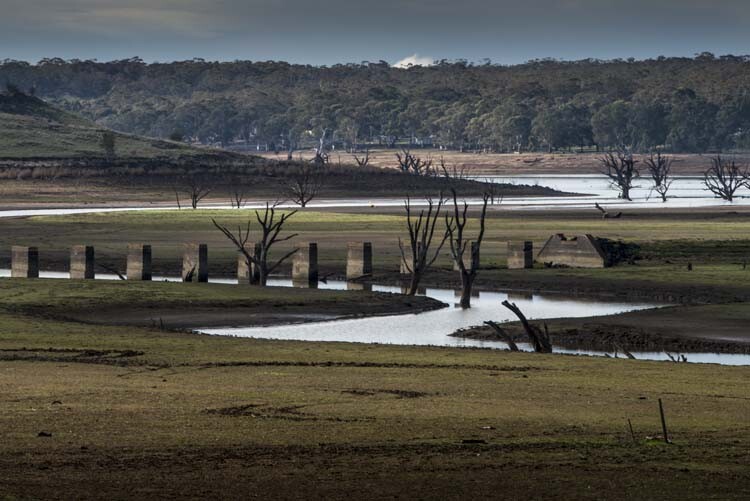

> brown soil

[
  {"left": 260, "top": 150, "right": 745, "bottom": 175},
  {"left": 452, "top": 304, "right": 750, "bottom": 354},
  {"left": 2, "top": 441, "right": 747, "bottom": 500}
]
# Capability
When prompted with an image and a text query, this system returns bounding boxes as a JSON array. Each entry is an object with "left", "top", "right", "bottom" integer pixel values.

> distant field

[
  {"left": 3, "top": 209, "right": 750, "bottom": 286},
  {"left": 259, "top": 148, "right": 750, "bottom": 175}
]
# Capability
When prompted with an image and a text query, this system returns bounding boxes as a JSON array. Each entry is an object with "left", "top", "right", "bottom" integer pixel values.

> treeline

[{"left": 2, "top": 54, "right": 750, "bottom": 153}]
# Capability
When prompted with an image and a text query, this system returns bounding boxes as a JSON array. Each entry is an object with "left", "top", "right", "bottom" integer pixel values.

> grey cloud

[{"left": 1, "top": 0, "right": 750, "bottom": 64}]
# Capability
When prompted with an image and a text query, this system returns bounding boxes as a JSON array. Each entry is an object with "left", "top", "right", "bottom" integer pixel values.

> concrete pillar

[
  {"left": 70, "top": 245, "right": 95, "bottom": 280},
  {"left": 237, "top": 253, "right": 251, "bottom": 284},
  {"left": 182, "top": 243, "right": 208, "bottom": 282},
  {"left": 127, "top": 244, "right": 152, "bottom": 281},
  {"left": 453, "top": 241, "right": 479, "bottom": 271},
  {"left": 292, "top": 242, "right": 318, "bottom": 288},
  {"left": 507, "top": 241, "right": 534, "bottom": 269},
  {"left": 11, "top": 246, "right": 39, "bottom": 278},
  {"left": 346, "top": 242, "right": 372, "bottom": 281}
]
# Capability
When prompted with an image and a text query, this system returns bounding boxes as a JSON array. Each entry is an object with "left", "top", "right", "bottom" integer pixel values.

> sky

[{"left": 2, "top": 0, "right": 750, "bottom": 66}]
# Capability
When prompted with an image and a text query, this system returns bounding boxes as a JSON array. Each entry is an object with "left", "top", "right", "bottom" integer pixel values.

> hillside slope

[{"left": 0, "top": 91, "right": 243, "bottom": 162}]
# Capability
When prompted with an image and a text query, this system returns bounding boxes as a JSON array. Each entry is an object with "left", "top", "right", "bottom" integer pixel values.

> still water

[
  {"left": 200, "top": 279, "right": 750, "bottom": 366},
  {"left": 2, "top": 270, "right": 746, "bottom": 365},
  {"left": 0, "top": 175, "right": 747, "bottom": 219}
]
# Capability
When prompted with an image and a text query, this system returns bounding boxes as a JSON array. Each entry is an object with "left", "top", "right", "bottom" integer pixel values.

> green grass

[
  {"left": 0, "top": 278, "right": 436, "bottom": 321},
  {"left": 0, "top": 209, "right": 749, "bottom": 496},
  {"left": 0, "top": 308, "right": 748, "bottom": 497},
  {"left": 0, "top": 93, "right": 231, "bottom": 160},
  {"left": 4, "top": 209, "right": 750, "bottom": 278}
]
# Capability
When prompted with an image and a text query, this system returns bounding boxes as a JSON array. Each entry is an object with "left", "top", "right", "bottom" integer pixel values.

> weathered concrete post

[
  {"left": 507, "top": 241, "right": 534, "bottom": 269},
  {"left": 453, "top": 241, "right": 479, "bottom": 271},
  {"left": 182, "top": 243, "right": 208, "bottom": 282},
  {"left": 292, "top": 242, "right": 318, "bottom": 288},
  {"left": 346, "top": 242, "right": 372, "bottom": 281},
  {"left": 127, "top": 244, "right": 152, "bottom": 281},
  {"left": 237, "top": 253, "right": 251, "bottom": 284},
  {"left": 70, "top": 245, "right": 95, "bottom": 279},
  {"left": 11, "top": 246, "right": 39, "bottom": 278}
]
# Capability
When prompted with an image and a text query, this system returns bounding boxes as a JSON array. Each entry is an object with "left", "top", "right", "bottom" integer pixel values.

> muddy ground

[
  {"left": 452, "top": 304, "right": 750, "bottom": 354},
  {"left": 259, "top": 149, "right": 746, "bottom": 175}
]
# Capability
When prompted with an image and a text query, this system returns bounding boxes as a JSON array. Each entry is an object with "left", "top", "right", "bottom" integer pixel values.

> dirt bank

[
  {"left": 64, "top": 298, "right": 445, "bottom": 330},
  {"left": 451, "top": 303, "right": 750, "bottom": 354},
  {"left": 260, "top": 150, "right": 745, "bottom": 175}
]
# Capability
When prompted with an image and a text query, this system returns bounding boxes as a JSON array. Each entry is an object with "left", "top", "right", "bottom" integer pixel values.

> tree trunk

[
  {"left": 459, "top": 273, "right": 473, "bottom": 309},
  {"left": 407, "top": 273, "right": 421, "bottom": 296}
]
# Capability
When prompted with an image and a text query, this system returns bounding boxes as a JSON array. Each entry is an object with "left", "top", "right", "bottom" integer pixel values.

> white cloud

[{"left": 393, "top": 54, "right": 434, "bottom": 68}]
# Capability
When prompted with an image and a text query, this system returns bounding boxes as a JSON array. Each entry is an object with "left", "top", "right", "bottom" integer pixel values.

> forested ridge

[{"left": 2, "top": 54, "right": 750, "bottom": 154}]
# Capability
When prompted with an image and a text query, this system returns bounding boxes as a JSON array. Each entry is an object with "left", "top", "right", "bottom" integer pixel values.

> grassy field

[
  {"left": 0, "top": 278, "right": 440, "bottom": 330},
  {"left": 3, "top": 208, "right": 750, "bottom": 279},
  {"left": 1, "top": 207, "right": 749, "bottom": 497},
  {"left": 0, "top": 304, "right": 748, "bottom": 498}
]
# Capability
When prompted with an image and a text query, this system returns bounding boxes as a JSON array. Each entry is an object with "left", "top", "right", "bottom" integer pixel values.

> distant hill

[
  {"left": 0, "top": 89, "right": 246, "bottom": 163},
  {"left": 2, "top": 55, "right": 750, "bottom": 154}
]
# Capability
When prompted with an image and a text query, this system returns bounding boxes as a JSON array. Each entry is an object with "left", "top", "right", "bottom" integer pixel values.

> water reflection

[{"left": 1, "top": 270, "right": 746, "bottom": 365}]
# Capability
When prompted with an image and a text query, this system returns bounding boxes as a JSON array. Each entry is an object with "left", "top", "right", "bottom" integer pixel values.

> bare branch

[
  {"left": 644, "top": 152, "right": 674, "bottom": 203},
  {"left": 212, "top": 203, "right": 298, "bottom": 286},
  {"left": 600, "top": 151, "right": 639, "bottom": 201},
  {"left": 703, "top": 155, "right": 748, "bottom": 202}
]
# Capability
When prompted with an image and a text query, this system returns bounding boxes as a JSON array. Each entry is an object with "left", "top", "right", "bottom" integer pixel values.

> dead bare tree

[
  {"left": 230, "top": 187, "right": 247, "bottom": 208},
  {"left": 398, "top": 195, "right": 449, "bottom": 296},
  {"left": 445, "top": 189, "right": 489, "bottom": 308},
  {"left": 97, "top": 263, "right": 126, "bottom": 280},
  {"left": 501, "top": 300, "right": 553, "bottom": 353},
  {"left": 595, "top": 202, "right": 622, "bottom": 219},
  {"left": 483, "top": 179, "right": 503, "bottom": 205},
  {"left": 483, "top": 321, "right": 519, "bottom": 351},
  {"left": 396, "top": 149, "right": 434, "bottom": 176},
  {"left": 182, "top": 177, "right": 212, "bottom": 209},
  {"left": 286, "top": 164, "right": 325, "bottom": 207},
  {"left": 352, "top": 149, "right": 370, "bottom": 167},
  {"left": 644, "top": 152, "right": 674, "bottom": 203},
  {"left": 313, "top": 128, "right": 328, "bottom": 165},
  {"left": 439, "top": 156, "right": 467, "bottom": 180},
  {"left": 703, "top": 156, "right": 748, "bottom": 202},
  {"left": 212, "top": 203, "right": 299, "bottom": 286},
  {"left": 173, "top": 187, "right": 182, "bottom": 210},
  {"left": 600, "top": 151, "right": 639, "bottom": 201}
]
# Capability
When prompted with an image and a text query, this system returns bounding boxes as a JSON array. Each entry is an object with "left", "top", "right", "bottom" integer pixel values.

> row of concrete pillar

[
  {"left": 8, "top": 242, "right": 376, "bottom": 285},
  {"left": 8, "top": 240, "right": 535, "bottom": 284}
]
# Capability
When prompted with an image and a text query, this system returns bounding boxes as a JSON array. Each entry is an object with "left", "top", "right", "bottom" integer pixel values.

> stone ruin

[
  {"left": 507, "top": 241, "right": 533, "bottom": 269},
  {"left": 127, "top": 244, "right": 152, "bottom": 281},
  {"left": 70, "top": 245, "right": 95, "bottom": 279},
  {"left": 536, "top": 234, "right": 607, "bottom": 268},
  {"left": 182, "top": 243, "right": 208, "bottom": 282},
  {"left": 292, "top": 242, "right": 319, "bottom": 288},
  {"left": 11, "top": 246, "right": 39, "bottom": 278}
]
